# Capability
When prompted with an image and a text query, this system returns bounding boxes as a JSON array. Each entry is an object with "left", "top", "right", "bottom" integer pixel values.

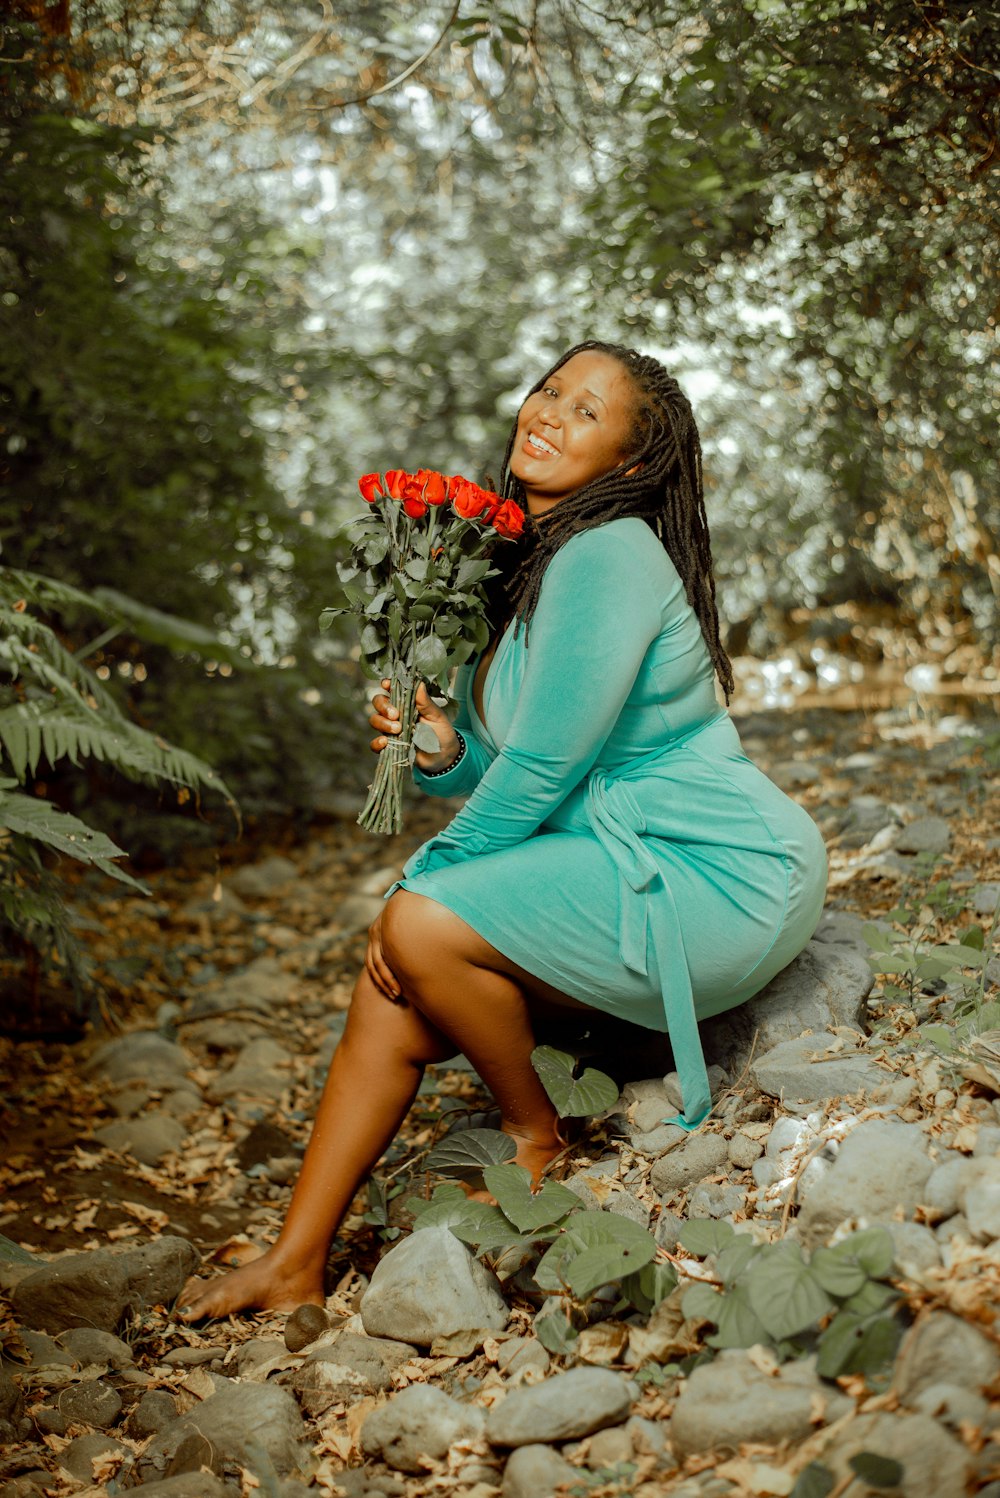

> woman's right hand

[{"left": 369, "top": 679, "right": 461, "bottom": 773}]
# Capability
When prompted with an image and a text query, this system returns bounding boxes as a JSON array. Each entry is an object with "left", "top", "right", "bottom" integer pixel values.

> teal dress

[{"left": 392, "top": 517, "right": 828, "bottom": 1128}]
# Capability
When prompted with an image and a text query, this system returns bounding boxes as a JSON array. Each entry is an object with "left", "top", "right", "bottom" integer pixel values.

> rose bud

[
  {"left": 358, "top": 473, "right": 383, "bottom": 503},
  {"left": 384, "top": 469, "right": 407, "bottom": 499},
  {"left": 452, "top": 480, "right": 488, "bottom": 519},
  {"left": 421, "top": 470, "right": 448, "bottom": 505}
]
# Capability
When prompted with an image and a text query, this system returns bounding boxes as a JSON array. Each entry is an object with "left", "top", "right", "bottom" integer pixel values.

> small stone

[
  {"left": 93, "top": 1111, "right": 187, "bottom": 1166},
  {"left": 797, "top": 1120, "right": 934, "bottom": 1248},
  {"left": 886, "top": 1221, "right": 941, "bottom": 1275},
  {"left": 688, "top": 1182, "right": 746, "bottom": 1219},
  {"left": 651, "top": 1132, "right": 729, "bottom": 1196},
  {"left": 964, "top": 1181, "right": 1000, "bottom": 1241},
  {"left": 501, "top": 1444, "right": 578, "bottom": 1498},
  {"left": 486, "top": 1367, "right": 635, "bottom": 1447},
  {"left": 626, "top": 1413, "right": 668, "bottom": 1458},
  {"left": 209, "top": 1038, "right": 294, "bottom": 1103},
  {"left": 284, "top": 1303, "right": 329, "bottom": 1353},
  {"left": 923, "top": 1157, "right": 968, "bottom": 1220},
  {"left": 893, "top": 1312, "right": 1000, "bottom": 1401},
  {"left": 228, "top": 856, "right": 298, "bottom": 897},
  {"left": 496, "top": 1337, "right": 551, "bottom": 1378},
  {"left": 727, "top": 1133, "right": 764, "bottom": 1169},
  {"left": 606, "top": 1191, "right": 651, "bottom": 1229},
  {"left": 55, "top": 1327, "right": 133, "bottom": 1370},
  {"left": 360, "top": 1384, "right": 486, "bottom": 1473},
  {"left": 58, "top": 1431, "right": 127, "bottom": 1484},
  {"left": 894, "top": 815, "right": 951, "bottom": 855},
  {"left": 138, "top": 1382, "right": 308, "bottom": 1483},
  {"left": 85, "top": 1031, "right": 191, "bottom": 1088},
  {"left": 972, "top": 882, "right": 1000, "bottom": 916},
  {"left": 58, "top": 1378, "right": 122, "bottom": 1429},
  {"left": 0, "top": 1370, "right": 24, "bottom": 1426},
  {"left": 586, "top": 1424, "right": 634, "bottom": 1467},
  {"left": 128, "top": 1389, "right": 177, "bottom": 1438},
  {"left": 910, "top": 1381, "right": 991, "bottom": 1430},
  {"left": 360, "top": 1226, "right": 507, "bottom": 1346},
  {"left": 628, "top": 1124, "right": 686, "bottom": 1157},
  {"left": 119, "top": 1476, "right": 230, "bottom": 1498},
  {"left": 654, "top": 1208, "right": 684, "bottom": 1250},
  {"left": 14, "top": 1329, "right": 75, "bottom": 1367}
]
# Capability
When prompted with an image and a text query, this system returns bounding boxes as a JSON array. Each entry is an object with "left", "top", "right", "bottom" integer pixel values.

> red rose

[
  {"left": 403, "top": 494, "right": 428, "bottom": 518},
  {"left": 358, "top": 473, "right": 382, "bottom": 503},
  {"left": 420, "top": 469, "right": 448, "bottom": 506},
  {"left": 384, "top": 469, "right": 407, "bottom": 499},
  {"left": 446, "top": 475, "right": 465, "bottom": 500},
  {"left": 492, "top": 499, "right": 525, "bottom": 539},
  {"left": 451, "top": 480, "right": 488, "bottom": 519}
]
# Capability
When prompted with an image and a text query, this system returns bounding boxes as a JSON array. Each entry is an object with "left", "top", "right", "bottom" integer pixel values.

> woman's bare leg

[{"left": 176, "top": 968, "right": 455, "bottom": 1320}]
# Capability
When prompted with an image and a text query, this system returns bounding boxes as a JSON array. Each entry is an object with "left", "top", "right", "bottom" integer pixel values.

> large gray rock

[
  {"left": 138, "top": 1382, "right": 309, "bottom": 1483},
  {"left": 797, "top": 1120, "right": 934, "bottom": 1248},
  {"left": 360, "top": 1226, "right": 507, "bottom": 1346},
  {"left": 502, "top": 1444, "right": 578, "bottom": 1498},
  {"left": 84, "top": 1031, "right": 190, "bottom": 1088},
  {"left": 12, "top": 1237, "right": 198, "bottom": 1334},
  {"left": 751, "top": 1034, "right": 889, "bottom": 1103},
  {"left": 208, "top": 1038, "right": 294, "bottom": 1102},
  {"left": 650, "top": 1132, "right": 728, "bottom": 1197},
  {"left": 822, "top": 1410, "right": 969, "bottom": 1497},
  {"left": 360, "top": 1384, "right": 486, "bottom": 1473},
  {"left": 670, "top": 1350, "right": 841, "bottom": 1457},
  {"left": 893, "top": 1312, "right": 1000, "bottom": 1401},
  {"left": 93, "top": 1111, "right": 188, "bottom": 1166},
  {"left": 702, "top": 940, "right": 873, "bottom": 1074},
  {"left": 486, "top": 1368, "right": 635, "bottom": 1447},
  {"left": 189, "top": 956, "right": 296, "bottom": 1017}
]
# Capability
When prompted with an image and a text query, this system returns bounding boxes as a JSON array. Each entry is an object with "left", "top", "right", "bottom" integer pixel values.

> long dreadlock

[{"left": 487, "top": 340, "right": 735, "bottom": 704}]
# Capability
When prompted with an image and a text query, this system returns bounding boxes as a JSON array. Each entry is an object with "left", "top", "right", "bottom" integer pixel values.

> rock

[
  {"left": 119, "top": 1476, "right": 231, "bottom": 1498},
  {"left": 972, "top": 882, "right": 1000, "bottom": 916},
  {"left": 496, "top": 1337, "right": 551, "bottom": 1378},
  {"left": 138, "top": 1382, "right": 309, "bottom": 1483},
  {"left": 360, "top": 1226, "right": 508, "bottom": 1346},
  {"left": 284, "top": 1303, "right": 329, "bottom": 1352},
  {"left": 822, "top": 1410, "right": 969, "bottom": 1497},
  {"left": 330, "top": 894, "right": 387, "bottom": 936},
  {"left": 501, "top": 1444, "right": 578, "bottom": 1498},
  {"left": 751, "top": 1034, "right": 889, "bottom": 1103},
  {"left": 670, "top": 1349, "right": 837, "bottom": 1457},
  {"left": 58, "top": 1431, "right": 127, "bottom": 1484},
  {"left": 486, "top": 1367, "right": 635, "bottom": 1446},
  {"left": 654, "top": 1209, "right": 684, "bottom": 1250},
  {"left": 160, "top": 1087, "right": 204, "bottom": 1122},
  {"left": 289, "top": 1358, "right": 377, "bottom": 1417},
  {"left": 688, "top": 1182, "right": 746, "bottom": 1219},
  {"left": 910, "top": 1381, "right": 991, "bottom": 1431},
  {"left": 128, "top": 1389, "right": 178, "bottom": 1437},
  {"left": 702, "top": 940, "right": 872, "bottom": 1075},
  {"left": 960, "top": 1158, "right": 1000, "bottom": 1240},
  {"left": 13, "top": 1236, "right": 197, "bottom": 1334},
  {"left": 58, "top": 1378, "right": 122, "bottom": 1428},
  {"left": 228, "top": 856, "right": 298, "bottom": 897},
  {"left": 586, "top": 1424, "right": 634, "bottom": 1466},
  {"left": 893, "top": 1312, "right": 1000, "bottom": 1401},
  {"left": 11, "top": 1329, "right": 75, "bottom": 1367},
  {"left": 727, "top": 1132, "right": 764, "bottom": 1169},
  {"left": 85, "top": 1031, "right": 190, "bottom": 1088},
  {"left": 886, "top": 1222, "right": 941, "bottom": 1275},
  {"left": 797, "top": 1120, "right": 934, "bottom": 1248},
  {"left": 606, "top": 1191, "right": 651, "bottom": 1229},
  {"left": 894, "top": 815, "right": 951, "bottom": 855},
  {"left": 209, "top": 1038, "right": 294, "bottom": 1102},
  {"left": 650, "top": 1132, "right": 729, "bottom": 1196},
  {"left": 0, "top": 1369, "right": 24, "bottom": 1426},
  {"left": 93, "top": 1111, "right": 187, "bottom": 1166},
  {"left": 360, "top": 1385, "right": 486, "bottom": 1474},
  {"left": 234, "top": 1120, "right": 297, "bottom": 1171},
  {"left": 306, "top": 1332, "right": 397, "bottom": 1386},
  {"left": 628, "top": 1123, "right": 687, "bottom": 1157},
  {"left": 923, "top": 1156, "right": 967, "bottom": 1220}
]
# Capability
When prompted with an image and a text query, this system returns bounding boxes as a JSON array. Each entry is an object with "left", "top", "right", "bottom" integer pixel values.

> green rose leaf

[
  {"left": 530, "top": 1045, "right": 619, "bottom": 1118},
  {"left": 481, "top": 1163, "right": 580, "bottom": 1233},
  {"left": 425, "top": 1127, "right": 516, "bottom": 1178},
  {"left": 413, "top": 633, "right": 449, "bottom": 681}
]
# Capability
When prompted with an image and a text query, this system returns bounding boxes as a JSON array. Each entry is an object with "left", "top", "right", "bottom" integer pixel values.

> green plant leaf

[
  {"left": 816, "top": 1307, "right": 902, "bottom": 1378},
  {"left": 425, "top": 1127, "right": 516, "bottom": 1178},
  {"left": 530, "top": 1045, "right": 619, "bottom": 1118},
  {"left": 533, "top": 1213, "right": 656, "bottom": 1293},
  {"left": 862, "top": 923, "right": 894, "bottom": 952},
  {"left": 0, "top": 789, "right": 147, "bottom": 890},
  {"left": 535, "top": 1311, "right": 579, "bottom": 1354},
  {"left": 844, "top": 1280, "right": 897, "bottom": 1316},
  {"left": 918, "top": 1023, "right": 957, "bottom": 1054},
  {"left": 715, "top": 1234, "right": 760, "bottom": 1285},
  {"left": 677, "top": 1219, "right": 736, "bottom": 1257},
  {"left": 621, "top": 1259, "right": 678, "bottom": 1314},
  {"left": 791, "top": 1463, "right": 836, "bottom": 1498},
  {"left": 960, "top": 926, "right": 985, "bottom": 949},
  {"left": 809, "top": 1245, "right": 867, "bottom": 1299},
  {"left": 563, "top": 1237, "right": 656, "bottom": 1299},
  {"left": 848, "top": 1452, "right": 904, "bottom": 1488},
  {"left": 744, "top": 1242, "right": 832, "bottom": 1339},
  {"left": 481, "top": 1164, "right": 580, "bottom": 1233},
  {"left": 842, "top": 1227, "right": 895, "bottom": 1279},
  {"left": 708, "top": 1283, "right": 771, "bottom": 1349},
  {"left": 413, "top": 632, "right": 449, "bottom": 681},
  {"left": 681, "top": 1281, "right": 722, "bottom": 1324}
]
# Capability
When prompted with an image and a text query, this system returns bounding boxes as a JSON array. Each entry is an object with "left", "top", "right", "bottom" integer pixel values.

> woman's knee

[{"left": 380, "top": 891, "right": 466, "bottom": 989}]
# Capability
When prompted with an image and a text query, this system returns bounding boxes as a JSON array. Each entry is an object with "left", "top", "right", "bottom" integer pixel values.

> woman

[{"left": 178, "top": 341, "right": 827, "bottom": 1320}]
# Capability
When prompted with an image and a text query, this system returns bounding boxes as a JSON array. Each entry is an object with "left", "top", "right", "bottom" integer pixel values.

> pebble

[
  {"left": 650, "top": 1132, "right": 729, "bottom": 1195},
  {"left": 486, "top": 1367, "right": 635, "bottom": 1446},
  {"left": 823, "top": 1409, "right": 969, "bottom": 1495},
  {"left": 57, "top": 1431, "right": 127, "bottom": 1484},
  {"left": 360, "top": 1384, "right": 486, "bottom": 1473},
  {"left": 58, "top": 1378, "right": 122, "bottom": 1429},
  {"left": 284, "top": 1303, "right": 329, "bottom": 1352},
  {"left": 93, "top": 1111, "right": 187, "bottom": 1166},
  {"left": 227, "top": 856, "right": 298, "bottom": 897},
  {"left": 501, "top": 1444, "right": 578, "bottom": 1498},
  {"left": 894, "top": 815, "right": 951, "bottom": 855},
  {"left": 360, "top": 1225, "right": 508, "bottom": 1346},
  {"left": 496, "top": 1337, "right": 551, "bottom": 1378},
  {"left": 128, "top": 1389, "right": 178, "bottom": 1438},
  {"left": 727, "top": 1132, "right": 763, "bottom": 1168}
]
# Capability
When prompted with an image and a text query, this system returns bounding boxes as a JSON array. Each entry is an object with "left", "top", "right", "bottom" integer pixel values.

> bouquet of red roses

[{"left": 321, "top": 468, "right": 525, "bottom": 833}]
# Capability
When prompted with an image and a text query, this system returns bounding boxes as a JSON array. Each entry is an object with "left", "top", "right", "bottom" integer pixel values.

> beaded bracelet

[{"left": 421, "top": 730, "right": 467, "bottom": 778}]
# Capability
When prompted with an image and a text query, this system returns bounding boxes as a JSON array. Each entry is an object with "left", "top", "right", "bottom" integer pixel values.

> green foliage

[
  {"left": 424, "top": 1127, "right": 518, "bottom": 1179},
  {"left": 531, "top": 1045, "right": 621, "bottom": 1119},
  {"left": 678, "top": 1221, "right": 903, "bottom": 1377}
]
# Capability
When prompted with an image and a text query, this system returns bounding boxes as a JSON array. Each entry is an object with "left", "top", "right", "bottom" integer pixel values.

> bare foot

[
  {"left": 206, "top": 1236, "right": 266, "bottom": 1269},
  {"left": 175, "top": 1247, "right": 325, "bottom": 1323}
]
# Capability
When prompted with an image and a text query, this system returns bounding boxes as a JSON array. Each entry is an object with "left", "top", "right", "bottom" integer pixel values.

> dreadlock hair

[{"left": 489, "top": 340, "right": 735, "bottom": 704}]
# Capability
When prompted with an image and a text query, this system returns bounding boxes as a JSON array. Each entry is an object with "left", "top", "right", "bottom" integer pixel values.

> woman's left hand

[{"left": 365, "top": 907, "right": 404, "bottom": 1002}]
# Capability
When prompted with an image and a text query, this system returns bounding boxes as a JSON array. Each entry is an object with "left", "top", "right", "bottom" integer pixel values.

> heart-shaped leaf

[
  {"left": 482, "top": 1164, "right": 580, "bottom": 1233},
  {"left": 745, "top": 1242, "right": 832, "bottom": 1340},
  {"left": 677, "top": 1219, "right": 735, "bottom": 1258},
  {"left": 530, "top": 1045, "right": 619, "bottom": 1118},
  {"left": 425, "top": 1127, "right": 516, "bottom": 1178}
]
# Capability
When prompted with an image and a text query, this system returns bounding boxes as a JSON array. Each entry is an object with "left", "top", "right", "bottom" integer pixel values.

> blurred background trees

[{"left": 1, "top": 0, "right": 997, "bottom": 1005}]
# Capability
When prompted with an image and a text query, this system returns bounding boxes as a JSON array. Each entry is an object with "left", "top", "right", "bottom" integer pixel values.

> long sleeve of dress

[
  {"left": 411, "top": 664, "right": 495, "bottom": 799},
  {"left": 403, "top": 526, "right": 663, "bottom": 880}
]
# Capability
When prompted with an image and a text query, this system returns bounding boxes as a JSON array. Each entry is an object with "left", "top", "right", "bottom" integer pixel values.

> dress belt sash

[{"left": 584, "top": 770, "right": 711, "bottom": 1131}]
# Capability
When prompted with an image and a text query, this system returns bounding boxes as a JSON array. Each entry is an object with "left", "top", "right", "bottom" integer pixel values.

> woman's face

[{"left": 509, "top": 350, "right": 637, "bottom": 517}]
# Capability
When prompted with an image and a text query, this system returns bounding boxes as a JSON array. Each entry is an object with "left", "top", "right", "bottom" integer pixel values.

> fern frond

[
  {"left": 92, "top": 586, "right": 249, "bottom": 666},
  {"left": 0, "top": 784, "right": 148, "bottom": 890},
  {"left": 0, "top": 611, "right": 120, "bottom": 713}
]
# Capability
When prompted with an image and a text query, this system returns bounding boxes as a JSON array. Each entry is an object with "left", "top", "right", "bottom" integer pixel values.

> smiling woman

[{"left": 177, "top": 339, "right": 828, "bottom": 1323}]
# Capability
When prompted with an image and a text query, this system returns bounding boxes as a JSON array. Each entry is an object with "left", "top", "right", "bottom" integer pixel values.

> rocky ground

[{"left": 1, "top": 703, "right": 999, "bottom": 1498}]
